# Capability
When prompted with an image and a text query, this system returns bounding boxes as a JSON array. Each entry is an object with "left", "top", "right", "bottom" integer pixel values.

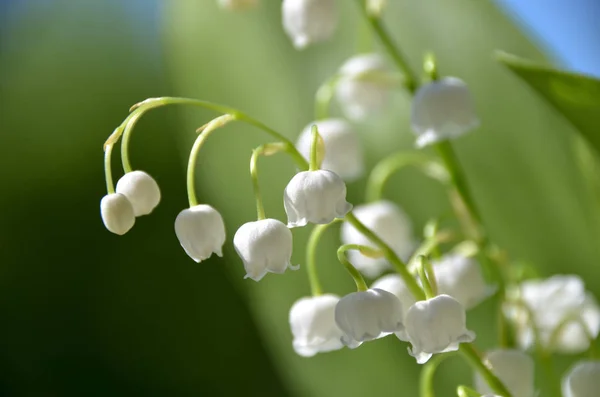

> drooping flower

[
  {"left": 474, "top": 349, "right": 535, "bottom": 397},
  {"left": 411, "top": 77, "right": 479, "bottom": 148},
  {"left": 296, "top": 119, "right": 364, "bottom": 181},
  {"left": 100, "top": 193, "right": 135, "bottom": 235},
  {"left": 432, "top": 254, "right": 493, "bottom": 310},
  {"left": 174, "top": 205, "right": 226, "bottom": 263},
  {"left": 340, "top": 200, "right": 415, "bottom": 278},
  {"left": 404, "top": 294, "right": 476, "bottom": 364},
  {"left": 284, "top": 169, "right": 352, "bottom": 228},
  {"left": 335, "top": 288, "right": 404, "bottom": 348},
  {"left": 115, "top": 170, "right": 161, "bottom": 216},
  {"left": 281, "top": 0, "right": 337, "bottom": 50},
  {"left": 335, "top": 53, "right": 393, "bottom": 121},
  {"left": 289, "top": 294, "right": 345, "bottom": 357},
  {"left": 562, "top": 360, "right": 600, "bottom": 397},
  {"left": 507, "top": 275, "right": 600, "bottom": 354},
  {"left": 371, "top": 274, "right": 417, "bottom": 341},
  {"left": 233, "top": 218, "right": 297, "bottom": 281},
  {"left": 218, "top": 0, "right": 258, "bottom": 11}
]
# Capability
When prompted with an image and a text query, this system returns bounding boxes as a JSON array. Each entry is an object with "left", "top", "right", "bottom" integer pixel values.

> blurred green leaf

[{"left": 496, "top": 51, "right": 600, "bottom": 153}]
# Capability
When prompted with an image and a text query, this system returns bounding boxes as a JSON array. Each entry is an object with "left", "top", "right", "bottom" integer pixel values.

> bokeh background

[{"left": 1, "top": 1, "right": 599, "bottom": 396}]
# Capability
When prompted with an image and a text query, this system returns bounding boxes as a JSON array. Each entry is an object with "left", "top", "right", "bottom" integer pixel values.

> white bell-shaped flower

[
  {"left": 371, "top": 274, "right": 417, "bottom": 341},
  {"left": 335, "top": 288, "right": 404, "bottom": 348},
  {"left": 218, "top": 0, "right": 258, "bottom": 11},
  {"left": 100, "top": 193, "right": 135, "bottom": 235},
  {"left": 233, "top": 218, "right": 297, "bottom": 281},
  {"left": 289, "top": 294, "right": 345, "bottom": 357},
  {"left": 296, "top": 119, "right": 364, "bottom": 181},
  {"left": 174, "top": 205, "right": 226, "bottom": 263},
  {"left": 474, "top": 349, "right": 535, "bottom": 397},
  {"left": 340, "top": 200, "right": 415, "bottom": 278},
  {"left": 411, "top": 77, "right": 479, "bottom": 148},
  {"left": 335, "top": 53, "right": 392, "bottom": 121},
  {"left": 432, "top": 254, "right": 493, "bottom": 310},
  {"left": 562, "top": 360, "right": 600, "bottom": 397},
  {"left": 404, "top": 294, "right": 475, "bottom": 364},
  {"left": 115, "top": 170, "right": 161, "bottom": 216},
  {"left": 282, "top": 0, "right": 337, "bottom": 50},
  {"left": 508, "top": 275, "right": 600, "bottom": 354},
  {"left": 284, "top": 169, "right": 352, "bottom": 228}
]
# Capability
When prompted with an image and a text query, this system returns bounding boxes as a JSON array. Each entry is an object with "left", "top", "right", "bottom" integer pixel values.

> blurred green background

[{"left": 1, "top": 1, "right": 598, "bottom": 396}]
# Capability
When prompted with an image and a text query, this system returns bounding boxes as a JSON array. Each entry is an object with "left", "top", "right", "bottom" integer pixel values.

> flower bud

[
  {"left": 100, "top": 193, "right": 135, "bottom": 235},
  {"left": 507, "top": 275, "right": 600, "bottom": 354},
  {"left": 282, "top": 0, "right": 337, "bottom": 49},
  {"left": 174, "top": 205, "right": 226, "bottom": 263},
  {"left": 335, "top": 53, "right": 392, "bottom": 121},
  {"left": 371, "top": 274, "right": 417, "bottom": 341},
  {"left": 474, "top": 349, "right": 535, "bottom": 397},
  {"left": 411, "top": 77, "right": 479, "bottom": 147},
  {"left": 284, "top": 170, "right": 352, "bottom": 228},
  {"left": 432, "top": 254, "right": 493, "bottom": 310},
  {"left": 562, "top": 360, "right": 600, "bottom": 397},
  {"left": 115, "top": 170, "right": 161, "bottom": 216},
  {"left": 335, "top": 288, "right": 404, "bottom": 348},
  {"left": 218, "top": 0, "right": 258, "bottom": 11},
  {"left": 296, "top": 119, "right": 364, "bottom": 181},
  {"left": 340, "top": 200, "right": 415, "bottom": 278},
  {"left": 233, "top": 218, "right": 297, "bottom": 281},
  {"left": 289, "top": 294, "right": 344, "bottom": 357},
  {"left": 404, "top": 294, "right": 475, "bottom": 364}
]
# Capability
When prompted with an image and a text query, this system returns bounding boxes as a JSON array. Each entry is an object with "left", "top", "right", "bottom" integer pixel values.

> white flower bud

[
  {"left": 335, "top": 53, "right": 392, "bottom": 121},
  {"left": 340, "top": 200, "right": 415, "bottom": 278},
  {"left": 404, "top": 294, "right": 475, "bottom": 364},
  {"left": 233, "top": 218, "right": 297, "bottom": 281},
  {"left": 411, "top": 77, "right": 479, "bottom": 148},
  {"left": 174, "top": 205, "right": 226, "bottom": 263},
  {"left": 296, "top": 119, "right": 364, "bottom": 181},
  {"left": 432, "top": 254, "right": 493, "bottom": 310},
  {"left": 282, "top": 0, "right": 337, "bottom": 50},
  {"left": 115, "top": 170, "right": 161, "bottom": 216},
  {"left": 289, "top": 294, "right": 344, "bottom": 357},
  {"left": 100, "top": 193, "right": 135, "bottom": 235},
  {"left": 284, "top": 170, "right": 352, "bottom": 228},
  {"left": 371, "top": 274, "right": 417, "bottom": 341},
  {"left": 218, "top": 0, "right": 258, "bottom": 11},
  {"left": 474, "top": 349, "right": 535, "bottom": 397},
  {"left": 335, "top": 288, "right": 404, "bottom": 348},
  {"left": 562, "top": 360, "right": 600, "bottom": 397},
  {"left": 508, "top": 275, "right": 600, "bottom": 354}
]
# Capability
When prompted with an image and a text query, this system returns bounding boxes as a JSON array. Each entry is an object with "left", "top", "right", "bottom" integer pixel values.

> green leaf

[{"left": 496, "top": 50, "right": 600, "bottom": 153}]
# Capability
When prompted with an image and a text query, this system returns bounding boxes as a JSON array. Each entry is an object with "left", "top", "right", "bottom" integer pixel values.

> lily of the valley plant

[{"left": 99, "top": 1, "right": 600, "bottom": 397}]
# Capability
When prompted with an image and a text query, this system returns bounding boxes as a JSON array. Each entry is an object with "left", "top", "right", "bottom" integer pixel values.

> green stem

[
  {"left": 309, "top": 125, "right": 320, "bottom": 171},
  {"left": 456, "top": 385, "right": 482, "bottom": 397},
  {"left": 104, "top": 143, "right": 115, "bottom": 194},
  {"left": 250, "top": 145, "right": 274, "bottom": 220},
  {"left": 337, "top": 244, "right": 370, "bottom": 292},
  {"left": 344, "top": 211, "right": 425, "bottom": 300},
  {"left": 459, "top": 344, "right": 512, "bottom": 397},
  {"left": 306, "top": 220, "right": 342, "bottom": 296},
  {"left": 355, "top": 0, "right": 418, "bottom": 93},
  {"left": 419, "top": 350, "right": 451, "bottom": 397},
  {"left": 105, "top": 97, "right": 309, "bottom": 173},
  {"left": 186, "top": 115, "right": 234, "bottom": 207},
  {"left": 417, "top": 255, "right": 437, "bottom": 299},
  {"left": 407, "top": 231, "right": 455, "bottom": 274},
  {"left": 315, "top": 74, "right": 340, "bottom": 120},
  {"left": 365, "top": 151, "right": 447, "bottom": 202}
]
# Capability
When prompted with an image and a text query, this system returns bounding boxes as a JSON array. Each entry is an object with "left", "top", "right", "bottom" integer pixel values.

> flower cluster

[{"left": 98, "top": 1, "right": 600, "bottom": 396}]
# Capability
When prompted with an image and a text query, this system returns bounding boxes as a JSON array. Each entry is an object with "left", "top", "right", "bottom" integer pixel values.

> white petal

[
  {"left": 115, "top": 170, "right": 161, "bottom": 216},
  {"left": 562, "top": 360, "right": 600, "bottom": 397},
  {"left": 474, "top": 349, "right": 535, "bottom": 397},
  {"left": 282, "top": 0, "right": 337, "bottom": 49},
  {"left": 100, "top": 193, "right": 135, "bottom": 235},
  {"left": 174, "top": 205, "right": 226, "bottom": 263},
  {"left": 433, "top": 253, "right": 491, "bottom": 310},
  {"left": 411, "top": 77, "right": 479, "bottom": 147}
]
